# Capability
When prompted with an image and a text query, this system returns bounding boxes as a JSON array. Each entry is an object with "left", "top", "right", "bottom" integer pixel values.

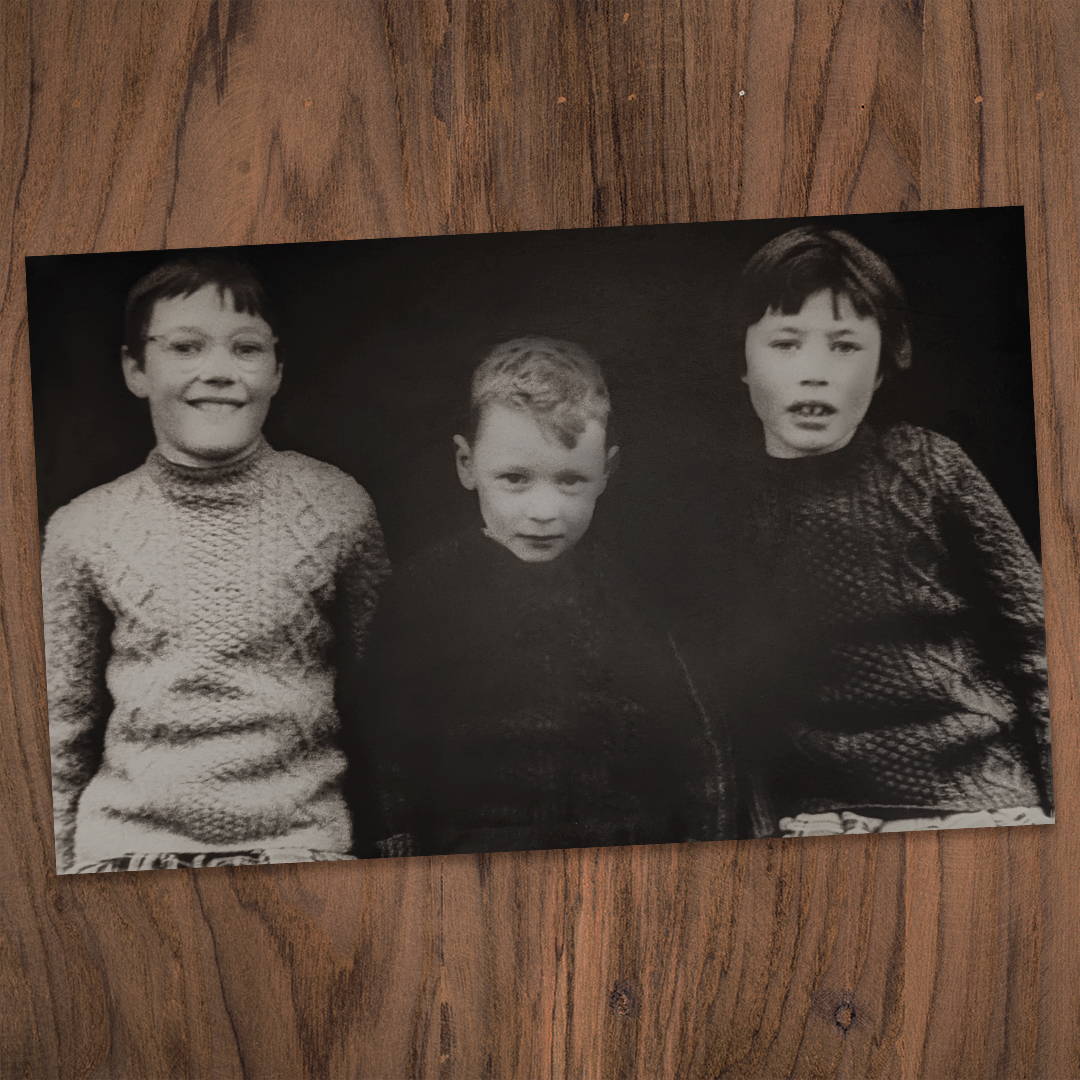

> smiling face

[
  {"left": 122, "top": 284, "right": 281, "bottom": 468},
  {"left": 454, "top": 402, "right": 617, "bottom": 562},
  {"left": 743, "top": 289, "right": 883, "bottom": 458}
]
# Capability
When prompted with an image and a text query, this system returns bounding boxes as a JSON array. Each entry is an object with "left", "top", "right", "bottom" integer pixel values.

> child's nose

[
  {"left": 525, "top": 486, "right": 560, "bottom": 521},
  {"left": 797, "top": 346, "right": 831, "bottom": 385},
  {"left": 198, "top": 343, "right": 239, "bottom": 382}
]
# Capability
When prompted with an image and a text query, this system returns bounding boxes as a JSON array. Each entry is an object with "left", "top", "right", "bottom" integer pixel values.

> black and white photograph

[{"left": 26, "top": 206, "right": 1054, "bottom": 875}]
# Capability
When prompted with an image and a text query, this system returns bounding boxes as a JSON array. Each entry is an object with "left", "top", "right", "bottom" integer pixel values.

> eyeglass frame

[{"left": 142, "top": 330, "right": 280, "bottom": 366}]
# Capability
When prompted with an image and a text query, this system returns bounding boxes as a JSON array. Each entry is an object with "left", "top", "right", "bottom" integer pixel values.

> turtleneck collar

[
  {"left": 761, "top": 424, "right": 875, "bottom": 488},
  {"left": 146, "top": 437, "right": 273, "bottom": 505},
  {"left": 462, "top": 525, "right": 595, "bottom": 588}
]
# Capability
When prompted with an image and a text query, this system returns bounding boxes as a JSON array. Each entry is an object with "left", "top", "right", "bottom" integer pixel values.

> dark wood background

[{"left": 3, "top": 2, "right": 1078, "bottom": 1077}]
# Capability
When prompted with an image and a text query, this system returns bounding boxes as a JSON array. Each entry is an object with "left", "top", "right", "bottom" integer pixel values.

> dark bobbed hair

[
  {"left": 468, "top": 336, "right": 611, "bottom": 449},
  {"left": 123, "top": 255, "right": 277, "bottom": 368},
  {"left": 732, "top": 226, "right": 912, "bottom": 381}
]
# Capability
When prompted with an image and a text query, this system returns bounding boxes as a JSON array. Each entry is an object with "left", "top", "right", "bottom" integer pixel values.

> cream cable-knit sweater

[{"left": 42, "top": 439, "right": 389, "bottom": 871}]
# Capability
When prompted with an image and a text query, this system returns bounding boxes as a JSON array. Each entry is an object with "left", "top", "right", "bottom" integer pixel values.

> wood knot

[
  {"left": 439, "top": 1002, "right": 453, "bottom": 1063},
  {"left": 833, "top": 998, "right": 856, "bottom": 1034},
  {"left": 608, "top": 980, "right": 639, "bottom": 1018}
]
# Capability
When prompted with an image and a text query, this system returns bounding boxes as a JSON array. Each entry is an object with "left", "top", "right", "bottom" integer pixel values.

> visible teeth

[
  {"left": 192, "top": 402, "right": 239, "bottom": 413},
  {"left": 793, "top": 404, "right": 832, "bottom": 417}
]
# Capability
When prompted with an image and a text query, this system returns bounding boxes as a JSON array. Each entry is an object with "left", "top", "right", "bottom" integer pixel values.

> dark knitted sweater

[
  {"left": 732, "top": 424, "right": 1051, "bottom": 826},
  {"left": 358, "top": 530, "right": 725, "bottom": 856}
]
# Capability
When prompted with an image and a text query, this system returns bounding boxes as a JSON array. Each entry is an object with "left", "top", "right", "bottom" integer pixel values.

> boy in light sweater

[{"left": 42, "top": 256, "right": 389, "bottom": 872}]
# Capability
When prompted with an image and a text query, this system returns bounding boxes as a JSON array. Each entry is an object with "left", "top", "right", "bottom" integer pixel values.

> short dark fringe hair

[
  {"left": 469, "top": 336, "right": 611, "bottom": 449},
  {"left": 732, "top": 226, "right": 912, "bottom": 381},
  {"left": 123, "top": 255, "right": 276, "bottom": 368}
]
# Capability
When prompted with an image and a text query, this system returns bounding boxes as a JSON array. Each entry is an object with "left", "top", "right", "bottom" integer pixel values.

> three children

[{"left": 41, "top": 229, "right": 1054, "bottom": 873}]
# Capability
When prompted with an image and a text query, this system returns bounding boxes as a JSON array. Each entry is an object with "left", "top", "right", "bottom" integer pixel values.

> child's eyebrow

[
  {"left": 157, "top": 324, "right": 267, "bottom": 335},
  {"left": 826, "top": 328, "right": 857, "bottom": 338}
]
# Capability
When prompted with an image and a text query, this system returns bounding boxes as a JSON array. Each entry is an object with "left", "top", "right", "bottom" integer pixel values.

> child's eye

[
  {"left": 233, "top": 341, "right": 270, "bottom": 359},
  {"left": 557, "top": 475, "right": 587, "bottom": 488},
  {"left": 832, "top": 340, "right": 863, "bottom": 354},
  {"left": 168, "top": 339, "right": 204, "bottom": 357},
  {"left": 770, "top": 339, "right": 799, "bottom": 352},
  {"left": 499, "top": 472, "right": 529, "bottom": 487}
]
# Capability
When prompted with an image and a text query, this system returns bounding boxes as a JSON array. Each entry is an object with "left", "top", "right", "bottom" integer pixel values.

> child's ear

[
  {"left": 604, "top": 444, "right": 620, "bottom": 477},
  {"left": 452, "top": 434, "right": 476, "bottom": 490},
  {"left": 597, "top": 444, "right": 620, "bottom": 494},
  {"left": 121, "top": 348, "right": 149, "bottom": 399}
]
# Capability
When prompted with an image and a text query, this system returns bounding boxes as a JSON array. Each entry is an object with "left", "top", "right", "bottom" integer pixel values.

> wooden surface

[{"left": 2, "top": 2, "right": 1078, "bottom": 1077}]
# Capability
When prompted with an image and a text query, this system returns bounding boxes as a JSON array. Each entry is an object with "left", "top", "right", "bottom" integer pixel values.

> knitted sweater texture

[
  {"left": 736, "top": 423, "right": 1051, "bottom": 823},
  {"left": 42, "top": 440, "right": 389, "bottom": 871},
  {"left": 361, "top": 531, "right": 725, "bottom": 856}
]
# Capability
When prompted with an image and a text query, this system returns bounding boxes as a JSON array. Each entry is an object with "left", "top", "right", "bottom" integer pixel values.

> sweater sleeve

[
  {"left": 351, "top": 547, "right": 451, "bottom": 854},
  {"left": 335, "top": 483, "right": 391, "bottom": 660},
  {"left": 41, "top": 504, "right": 113, "bottom": 872},
  {"left": 931, "top": 434, "right": 1053, "bottom": 809},
  {"left": 331, "top": 481, "right": 393, "bottom": 855},
  {"left": 361, "top": 582, "right": 421, "bottom": 854}
]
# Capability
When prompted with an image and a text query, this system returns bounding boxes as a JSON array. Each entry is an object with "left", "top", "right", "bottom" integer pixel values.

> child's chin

[
  {"left": 768, "top": 427, "right": 854, "bottom": 458},
  {"left": 506, "top": 539, "right": 572, "bottom": 563}
]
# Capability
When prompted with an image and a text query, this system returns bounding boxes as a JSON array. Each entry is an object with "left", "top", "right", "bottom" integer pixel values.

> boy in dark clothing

[
  {"left": 363, "top": 337, "right": 725, "bottom": 856},
  {"left": 726, "top": 226, "right": 1052, "bottom": 838}
]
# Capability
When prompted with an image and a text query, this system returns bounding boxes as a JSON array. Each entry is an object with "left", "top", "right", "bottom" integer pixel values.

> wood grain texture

[{"left": 2, "top": 1, "right": 1078, "bottom": 1076}]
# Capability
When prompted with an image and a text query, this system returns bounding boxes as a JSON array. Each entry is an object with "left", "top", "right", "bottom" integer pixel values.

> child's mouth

[
  {"left": 519, "top": 534, "right": 563, "bottom": 544},
  {"left": 188, "top": 400, "right": 244, "bottom": 414},
  {"left": 787, "top": 402, "right": 837, "bottom": 418}
]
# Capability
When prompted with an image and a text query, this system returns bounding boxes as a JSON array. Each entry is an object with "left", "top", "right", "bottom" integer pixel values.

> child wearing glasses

[
  {"left": 726, "top": 226, "right": 1052, "bottom": 838},
  {"left": 41, "top": 255, "right": 389, "bottom": 873}
]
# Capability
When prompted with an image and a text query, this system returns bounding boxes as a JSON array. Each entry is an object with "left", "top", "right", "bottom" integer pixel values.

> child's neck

[
  {"left": 764, "top": 425, "right": 870, "bottom": 465},
  {"left": 477, "top": 528, "right": 585, "bottom": 569},
  {"left": 149, "top": 437, "right": 271, "bottom": 487}
]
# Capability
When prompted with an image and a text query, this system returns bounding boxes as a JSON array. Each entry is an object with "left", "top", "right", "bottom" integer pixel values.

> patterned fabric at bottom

[
  {"left": 70, "top": 848, "right": 356, "bottom": 873},
  {"left": 778, "top": 807, "right": 1054, "bottom": 838}
]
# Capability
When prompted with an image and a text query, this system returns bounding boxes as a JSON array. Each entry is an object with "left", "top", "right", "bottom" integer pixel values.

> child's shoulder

[
  {"left": 393, "top": 531, "right": 484, "bottom": 592},
  {"left": 272, "top": 450, "right": 380, "bottom": 526},
  {"left": 44, "top": 463, "right": 155, "bottom": 549},
  {"left": 374, "top": 532, "right": 489, "bottom": 644},
  {"left": 880, "top": 421, "right": 957, "bottom": 455},
  {"left": 877, "top": 423, "right": 976, "bottom": 483}
]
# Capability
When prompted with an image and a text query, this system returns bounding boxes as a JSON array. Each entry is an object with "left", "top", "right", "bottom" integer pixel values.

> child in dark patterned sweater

[
  {"left": 360, "top": 338, "right": 725, "bottom": 857},
  {"left": 41, "top": 256, "right": 389, "bottom": 873},
  {"left": 726, "top": 226, "right": 1052, "bottom": 838}
]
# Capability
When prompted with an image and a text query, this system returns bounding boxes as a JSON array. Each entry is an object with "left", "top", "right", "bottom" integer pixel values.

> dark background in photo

[{"left": 27, "top": 207, "right": 1039, "bottom": 584}]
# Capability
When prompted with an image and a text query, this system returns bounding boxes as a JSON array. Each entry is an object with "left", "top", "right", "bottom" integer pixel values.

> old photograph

[{"left": 26, "top": 207, "right": 1053, "bottom": 873}]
